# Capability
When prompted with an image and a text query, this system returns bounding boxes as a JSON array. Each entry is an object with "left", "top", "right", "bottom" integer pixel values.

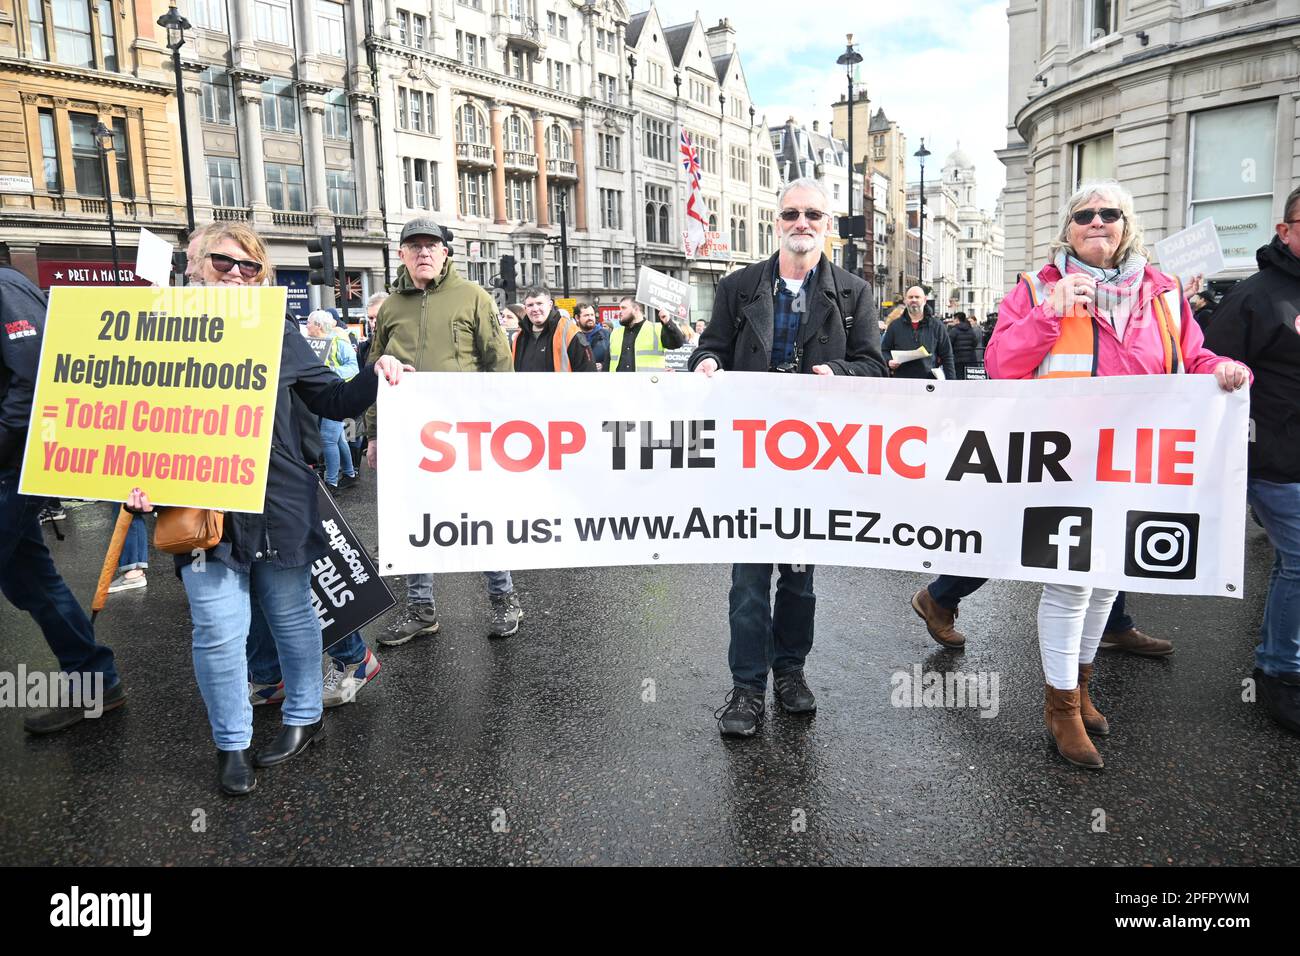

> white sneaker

[
  {"left": 322, "top": 648, "right": 382, "bottom": 708},
  {"left": 107, "top": 573, "right": 147, "bottom": 593}
]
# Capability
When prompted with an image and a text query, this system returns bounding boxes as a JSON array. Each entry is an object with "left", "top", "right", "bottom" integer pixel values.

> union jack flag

[{"left": 680, "top": 130, "right": 702, "bottom": 187}]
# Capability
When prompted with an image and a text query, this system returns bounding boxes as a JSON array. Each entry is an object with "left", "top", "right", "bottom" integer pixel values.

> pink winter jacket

[{"left": 986, "top": 263, "right": 1246, "bottom": 381}]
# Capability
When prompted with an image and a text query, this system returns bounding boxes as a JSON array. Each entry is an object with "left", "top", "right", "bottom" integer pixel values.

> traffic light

[
  {"left": 307, "top": 235, "right": 335, "bottom": 287},
  {"left": 497, "top": 254, "right": 517, "bottom": 298}
]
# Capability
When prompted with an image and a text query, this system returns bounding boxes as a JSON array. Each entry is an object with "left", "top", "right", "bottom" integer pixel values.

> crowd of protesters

[{"left": 2, "top": 179, "right": 1296, "bottom": 797}]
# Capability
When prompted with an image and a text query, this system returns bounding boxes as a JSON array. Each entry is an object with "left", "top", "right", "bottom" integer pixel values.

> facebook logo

[{"left": 1021, "top": 507, "right": 1093, "bottom": 572}]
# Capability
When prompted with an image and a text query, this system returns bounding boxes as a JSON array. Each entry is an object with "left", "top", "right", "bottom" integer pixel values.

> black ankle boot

[
  {"left": 254, "top": 719, "right": 325, "bottom": 768},
  {"left": 217, "top": 748, "right": 257, "bottom": 796}
]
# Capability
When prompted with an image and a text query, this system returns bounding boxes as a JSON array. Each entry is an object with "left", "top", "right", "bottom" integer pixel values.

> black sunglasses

[
  {"left": 207, "top": 252, "right": 261, "bottom": 279},
  {"left": 779, "top": 208, "right": 828, "bottom": 222},
  {"left": 1071, "top": 207, "right": 1124, "bottom": 226}
]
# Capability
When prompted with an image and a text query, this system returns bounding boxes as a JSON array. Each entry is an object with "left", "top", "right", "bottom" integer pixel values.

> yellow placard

[
  {"left": 555, "top": 297, "right": 577, "bottom": 316},
  {"left": 19, "top": 286, "right": 287, "bottom": 512}
]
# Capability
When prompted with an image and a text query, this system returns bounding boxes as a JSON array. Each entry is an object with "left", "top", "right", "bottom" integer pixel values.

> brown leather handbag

[{"left": 153, "top": 508, "right": 225, "bottom": 555}]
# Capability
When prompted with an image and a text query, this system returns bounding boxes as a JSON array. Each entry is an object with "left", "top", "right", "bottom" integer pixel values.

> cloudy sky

[{"left": 635, "top": 0, "right": 1010, "bottom": 211}]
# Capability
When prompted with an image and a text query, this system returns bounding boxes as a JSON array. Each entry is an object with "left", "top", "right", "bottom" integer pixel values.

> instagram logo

[{"left": 1125, "top": 511, "right": 1200, "bottom": 580}]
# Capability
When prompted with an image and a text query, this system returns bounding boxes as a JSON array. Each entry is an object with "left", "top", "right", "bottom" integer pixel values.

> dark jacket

[
  {"left": 512, "top": 308, "right": 594, "bottom": 372},
  {"left": 1203, "top": 236, "right": 1300, "bottom": 483},
  {"left": 882, "top": 312, "right": 956, "bottom": 379},
  {"left": 949, "top": 320, "right": 983, "bottom": 366},
  {"left": 0, "top": 268, "right": 45, "bottom": 471},
  {"left": 689, "top": 253, "right": 885, "bottom": 376},
  {"left": 586, "top": 324, "right": 610, "bottom": 370},
  {"left": 174, "top": 319, "right": 379, "bottom": 574},
  {"left": 1193, "top": 301, "right": 1217, "bottom": 333}
]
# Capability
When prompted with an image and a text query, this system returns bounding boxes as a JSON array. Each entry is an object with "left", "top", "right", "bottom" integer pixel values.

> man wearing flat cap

[{"left": 366, "top": 217, "right": 523, "bottom": 641}]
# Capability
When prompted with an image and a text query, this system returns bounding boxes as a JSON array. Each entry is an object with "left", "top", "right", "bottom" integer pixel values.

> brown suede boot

[
  {"left": 1044, "top": 685, "right": 1104, "bottom": 769},
  {"left": 1077, "top": 663, "right": 1109, "bottom": 736},
  {"left": 911, "top": 589, "right": 965, "bottom": 648}
]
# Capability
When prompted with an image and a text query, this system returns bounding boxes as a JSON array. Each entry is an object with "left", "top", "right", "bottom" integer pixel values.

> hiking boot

[
  {"left": 911, "top": 588, "right": 965, "bottom": 649},
  {"left": 715, "top": 686, "right": 765, "bottom": 738},
  {"left": 379, "top": 603, "right": 440, "bottom": 647},
  {"left": 774, "top": 668, "right": 817, "bottom": 714},
  {"left": 488, "top": 591, "right": 522, "bottom": 638}
]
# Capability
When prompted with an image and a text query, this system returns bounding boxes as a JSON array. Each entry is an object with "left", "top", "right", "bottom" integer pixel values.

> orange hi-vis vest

[
  {"left": 512, "top": 312, "right": 584, "bottom": 372},
  {"left": 1017, "top": 270, "right": 1185, "bottom": 378}
]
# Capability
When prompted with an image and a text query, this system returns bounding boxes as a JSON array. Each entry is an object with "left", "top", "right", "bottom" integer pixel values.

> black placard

[{"left": 311, "top": 481, "right": 395, "bottom": 651}]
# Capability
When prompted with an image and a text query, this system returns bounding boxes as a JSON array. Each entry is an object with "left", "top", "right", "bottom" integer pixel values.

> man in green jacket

[{"left": 367, "top": 217, "right": 523, "bottom": 641}]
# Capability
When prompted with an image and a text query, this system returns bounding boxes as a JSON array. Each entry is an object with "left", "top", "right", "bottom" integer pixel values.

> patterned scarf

[{"left": 1054, "top": 250, "right": 1147, "bottom": 336}]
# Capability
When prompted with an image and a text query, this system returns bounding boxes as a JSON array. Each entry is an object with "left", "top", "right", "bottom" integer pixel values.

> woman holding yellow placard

[{"left": 128, "top": 223, "right": 411, "bottom": 796}]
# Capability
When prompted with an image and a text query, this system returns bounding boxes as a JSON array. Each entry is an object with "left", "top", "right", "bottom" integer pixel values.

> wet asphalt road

[{"left": 1, "top": 480, "right": 1297, "bottom": 867}]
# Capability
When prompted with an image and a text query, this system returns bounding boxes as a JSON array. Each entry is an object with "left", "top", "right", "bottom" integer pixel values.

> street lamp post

[
  {"left": 158, "top": 4, "right": 196, "bottom": 234},
  {"left": 93, "top": 122, "right": 122, "bottom": 285},
  {"left": 914, "top": 138, "right": 931, "bottom": 289},
  {"left": 836, "top": 35, "right": 863, "bottom": 277}
]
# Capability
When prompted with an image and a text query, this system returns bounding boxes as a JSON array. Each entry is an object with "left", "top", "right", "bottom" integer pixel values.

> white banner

[{"left": 376, "top": 373, "right": 1249, "bottom": 597}]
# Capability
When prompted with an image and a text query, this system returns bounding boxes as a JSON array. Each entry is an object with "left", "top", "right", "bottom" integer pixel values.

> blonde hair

[
  {"left": 885, "top": 305, "right": 905, "bottom": 324},
  {"left": 196, "top": 222, "right": 275, "bottom": 285},
  {"left": 1050, "top": 179, "right": 1147, "bottom": 268}
]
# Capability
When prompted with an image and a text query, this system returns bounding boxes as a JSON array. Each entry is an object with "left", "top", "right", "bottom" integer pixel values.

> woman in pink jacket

[{"left": 986, "top": 180, "right": 1250, "bottom": 770}]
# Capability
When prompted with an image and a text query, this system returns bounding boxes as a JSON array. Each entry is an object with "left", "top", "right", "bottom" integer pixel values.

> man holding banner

[
  {"left": 367, "top": 217, "right": 523, "bottom": 642},
  {"left": 691, "top": 177, "right": 885, "bottom": 738}
]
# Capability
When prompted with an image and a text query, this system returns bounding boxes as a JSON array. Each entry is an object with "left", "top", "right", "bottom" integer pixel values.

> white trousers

[{"left": 1037, "top": 584, "right": 1119, "bottom": 690}]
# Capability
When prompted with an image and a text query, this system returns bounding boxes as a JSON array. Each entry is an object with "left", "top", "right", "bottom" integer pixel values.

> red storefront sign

[
  {"left": 599, "top": 305, "right": 622, "bottom": 327},
  {"left": 37, "top": 260, "right": 150, "bottom": 288}
]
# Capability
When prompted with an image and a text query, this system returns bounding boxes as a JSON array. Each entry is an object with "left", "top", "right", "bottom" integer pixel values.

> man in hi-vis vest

[{"left": 609, "top": 296, "right": 685, "bottom": 371}]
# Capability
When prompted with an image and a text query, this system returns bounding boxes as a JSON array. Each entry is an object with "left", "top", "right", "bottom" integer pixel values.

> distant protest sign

[
  {"left": 20, "top": 286, "right": 286, "bottom": 511},
  {"left": 635, "top": 267, "right": 690, "bottom": 323},
  {"left": 663, "top": 345, "right": 696, "bottom": 371},
  {"left": 1155, "top": 219, "right": 1226, "bottom": 282}
]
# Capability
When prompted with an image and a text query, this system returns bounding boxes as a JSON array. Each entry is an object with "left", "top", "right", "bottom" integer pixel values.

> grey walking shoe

[
  {"left": 488, "top": 591, "right": 522, "bottom": 637},
  {"left": 378, "top": 603, "right": 440, "bottom": 647}
]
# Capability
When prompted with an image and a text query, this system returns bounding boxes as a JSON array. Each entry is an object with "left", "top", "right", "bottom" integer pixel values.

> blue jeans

[
  {"left": 0, "top": 468, "right": 119, "bottom": 687},
  {"left": 320, "top": 418, "right": 355, "bottom": 485},
  {"left": 728, "top": 563, "right": 816, "bottom": 692},
  {"left": 928, "top": 574, "right": 1133, "bottom": 633},
  {"left": 248, "top": 618, "right": 368, "bottom": 683},
  {"left": 407, "top": 570, "right": 513, "bottom": 604},
  {"left": 182, "top": 560, "right": 323, "bottom": 750},
  {"left": 1246, "top": 479, "right": 1300, "bottom": 678},
  {"left": 116, "top": 511, "right": 148, "bottom": 572}
]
